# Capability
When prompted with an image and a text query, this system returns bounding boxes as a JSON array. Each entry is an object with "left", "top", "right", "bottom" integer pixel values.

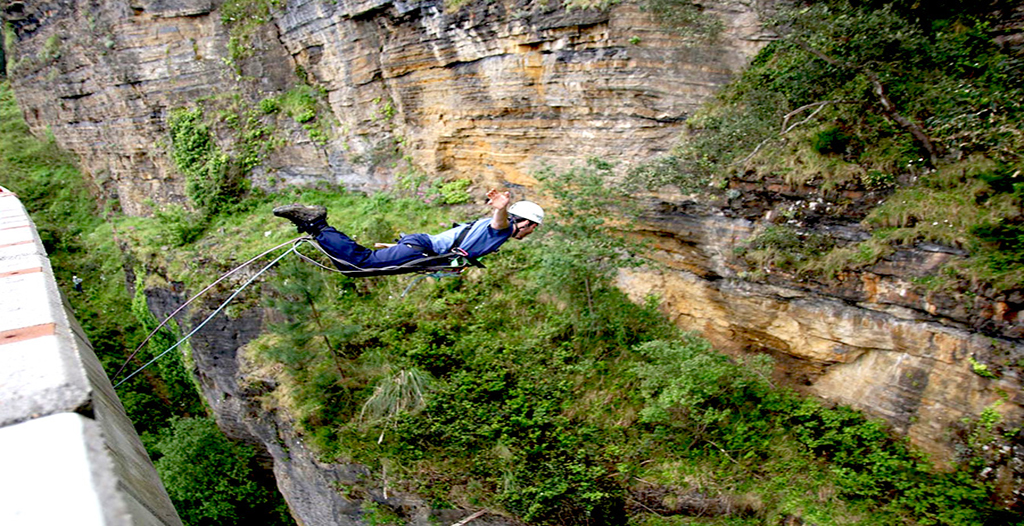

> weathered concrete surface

[
  {"left": 0, "top": 185, "right": 182, "bottom": 526},
  {"left": 0, "top": 413, "right": 125, "bottom": 525}
]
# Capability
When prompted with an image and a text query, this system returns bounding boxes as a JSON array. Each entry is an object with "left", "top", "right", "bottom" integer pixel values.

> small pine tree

[{"left": 264, "top": 258, "right": 360, "bottom": 378}]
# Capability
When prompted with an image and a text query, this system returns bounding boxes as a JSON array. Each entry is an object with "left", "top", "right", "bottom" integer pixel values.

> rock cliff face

[
  {"left": 616, "top": 193, "right": 1024, "bottom": 462},
  {"left": 5, "top": 0, "right": 1024, "bottom": 520},
  {"left": 4, "top": 0, "right": 767, "bottom": 214}
]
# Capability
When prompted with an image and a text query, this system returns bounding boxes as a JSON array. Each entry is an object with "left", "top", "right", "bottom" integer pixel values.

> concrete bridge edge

[{"left": 0, "top": 185, "right": 183, "bottom": 526}]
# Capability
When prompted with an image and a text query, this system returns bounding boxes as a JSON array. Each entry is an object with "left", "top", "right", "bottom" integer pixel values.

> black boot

[{"left": 273, "top": 204, "right": 328, "bottom": 235}]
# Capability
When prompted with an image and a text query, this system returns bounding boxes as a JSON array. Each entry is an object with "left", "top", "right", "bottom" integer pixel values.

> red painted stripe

[
  {"left": 0, "top": 240, "right": 34, "bottom": 248},
  {"left": 0, "top": 267, "right": 42, "bottom": 279},
  {"left": 0, "top": 323, "right": 57, "bottom": 345}
]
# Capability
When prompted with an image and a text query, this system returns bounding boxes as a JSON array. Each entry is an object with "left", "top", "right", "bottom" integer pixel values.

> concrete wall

[{"left": 0, "top": 185, "right": 182, "bottom": 526}]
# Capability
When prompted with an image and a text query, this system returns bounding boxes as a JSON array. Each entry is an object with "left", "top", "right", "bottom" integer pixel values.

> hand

[{"left": 487, "top": 189, "right": 511, "bottom": 210}]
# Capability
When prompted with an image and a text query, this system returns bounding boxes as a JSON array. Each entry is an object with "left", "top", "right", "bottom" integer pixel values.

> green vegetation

[
  {"left": 275, "top": 84, "right": 332, "bottom": 146},
  {"left": 736, "top": 224, "right": 836, "bottom": 275},
  {"left": 642, "top": 0, "right": 723, "bottom": 38},
  {"left": 168, "top": 107, "right": 237, "bottom": 213},
  {"left": 125, "top": 160, "right": 1009, "bottom": 525},
  {"left": 5, "top": 68, "right": 1022, "bottom": 522},
  {"left": 220, "top": 0, "right": 284, "bottom": 64},
  {"left": 631, "top": 0, "right": 1024, "bottom": 291},
  {"left": 153, "top": 417, "right": 292, "bottom": 526},
  {"left": 437, "top": 178, "right": 472, "bottom": 204},
  {"left": 5, "top": 1, "right": 1024, "bottom": 523},
  {"left": 0, "top": 81, "right": 292, "bottom": 526},
  {"left": 165, "top": 83, "right": 331, "bottom": 220},
  {"left": 40, "top": 35, "right": 61, "bottom": 61}
]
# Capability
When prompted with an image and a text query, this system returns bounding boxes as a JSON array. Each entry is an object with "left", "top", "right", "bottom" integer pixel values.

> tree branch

[
  {"left": 791, "top": 38, "right": 938, "bottom": 164},
  {"left": 450, "top": 510, "right": 488, "bottom": 526},
  {"left": 735, "top": 99, "right": 854, "bottom": 167},
  {"left": 782, "top": 100, "right": 848, "bottom": 134}
]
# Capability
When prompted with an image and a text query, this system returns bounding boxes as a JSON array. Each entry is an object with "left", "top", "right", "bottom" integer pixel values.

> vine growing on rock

[
  {"left": 168, "top": 106, "right": 237, "bottom": 213},
  {"left": 220, "top": 0, "right": 284, "bottom": 66}
]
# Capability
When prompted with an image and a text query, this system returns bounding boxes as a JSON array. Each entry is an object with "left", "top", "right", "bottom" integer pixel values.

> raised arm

[{"left": 487, "top": 189, "right": 512, "bottom": 230}]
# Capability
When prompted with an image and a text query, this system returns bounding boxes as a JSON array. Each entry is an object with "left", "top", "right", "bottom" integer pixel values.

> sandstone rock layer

[{"left": 6, "top": 0, "right": 766, "bottom": 213}]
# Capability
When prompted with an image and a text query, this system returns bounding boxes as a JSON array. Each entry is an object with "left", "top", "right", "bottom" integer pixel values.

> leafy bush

[
  {"left": 153, "top": 417, "right": 291, "bottom": 526},
  {"left": 167, "top": 107, "right": 239, "bottom": 213},
  {"left": 438, "top": 178, "right": 472, "bottom": 204},
  {"left": 258, "top": 97, "right": 280, "bottom": 114},
  {"left": 531, "top": 157, "right": 644, "bottom": 341},
  {"left": 155, "top": 204, "right": 209, "bottom": 247},
  {"left": 811, "top": 126, "right": 854, "bottom": 155},
  {"left": 632, "top": 337, "right": 773, "bottom": 428}
]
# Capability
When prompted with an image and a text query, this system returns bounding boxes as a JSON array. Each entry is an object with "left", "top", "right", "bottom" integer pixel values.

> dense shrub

[{"left": 153, "top": 417, "right": 292, "bottom": 526}]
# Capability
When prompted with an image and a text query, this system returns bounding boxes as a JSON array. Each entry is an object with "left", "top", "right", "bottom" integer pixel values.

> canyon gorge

[{"left": 4, "top": 0, "right": 1023, "bottom": 523}]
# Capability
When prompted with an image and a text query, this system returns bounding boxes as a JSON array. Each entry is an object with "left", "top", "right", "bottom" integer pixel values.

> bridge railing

[{"left": 0, "top": 185, "right": 182, "bottom": 526}]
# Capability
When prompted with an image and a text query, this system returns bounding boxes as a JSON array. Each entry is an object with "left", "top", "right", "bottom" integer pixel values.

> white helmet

[{"left": 508, "top": 201, "right": 544, "bottom": 224}]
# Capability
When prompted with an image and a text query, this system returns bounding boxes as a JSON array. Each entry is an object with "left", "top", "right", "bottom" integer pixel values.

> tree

[
  {"left": 532, "top": 158, "right": 641, "bottom": 342},
  {"left": 153, "top": 417, "right": 292, "bottom": 526}
]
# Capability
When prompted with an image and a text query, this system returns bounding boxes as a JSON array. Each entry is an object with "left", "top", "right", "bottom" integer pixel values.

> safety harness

[{"left": 310, "top": 222, "right": 486, "bottom": 278}]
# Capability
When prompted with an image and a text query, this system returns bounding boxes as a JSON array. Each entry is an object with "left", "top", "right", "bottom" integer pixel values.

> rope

[
  {"left": 292, "top": 237, "right": 360, "bottom": 273},
  {"left": 112, "top": 236, "right": 305, "bottom": 381},
  {"left": 113, "top": 244, "right": 298, "bottom": 389},
  {"left": 113, "top": 233, "right": 467, "bottom": 389}
]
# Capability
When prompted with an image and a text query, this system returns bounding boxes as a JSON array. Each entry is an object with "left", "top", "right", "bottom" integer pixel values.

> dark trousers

[{"left": 316, "top": 228, "right": 435, "bottom": 269}]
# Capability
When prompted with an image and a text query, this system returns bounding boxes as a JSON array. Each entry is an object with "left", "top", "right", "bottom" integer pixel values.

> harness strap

[
  {"left": 302, "top": 237, "right": 484, "bottom": 277},
  {"left": 398, "top": 222, "right": 483, "bottom": 270},
  {"left": 451, "top": 222, "right": 473, "bottom": 250}
]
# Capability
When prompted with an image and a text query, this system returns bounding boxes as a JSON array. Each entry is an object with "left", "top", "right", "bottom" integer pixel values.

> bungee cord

[
  {"left": 114, "top": 244, "right": 298, "bottom": 389},
  {"left": 112, "top": 234, "right": 467, "bottom": 390},
  {"left": 112, "top": 236, "right": 306, "bottom": 382}
]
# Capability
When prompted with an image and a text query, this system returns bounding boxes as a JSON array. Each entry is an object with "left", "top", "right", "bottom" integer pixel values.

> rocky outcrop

[{"left": 616, "top": 192, "right": 1024, "bottom": 462}]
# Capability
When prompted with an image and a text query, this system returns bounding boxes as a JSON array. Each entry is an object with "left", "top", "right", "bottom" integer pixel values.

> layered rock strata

[
  {"left": 616, "top": 193, "right": 1024, "bottom": 463},
  {"left": 4, "top": 0, "right": 768, "bottom": 214}
]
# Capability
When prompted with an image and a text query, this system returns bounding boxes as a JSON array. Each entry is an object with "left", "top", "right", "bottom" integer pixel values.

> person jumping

[{"left": 272, "top": 189, "right": 544, "bottom": 271}]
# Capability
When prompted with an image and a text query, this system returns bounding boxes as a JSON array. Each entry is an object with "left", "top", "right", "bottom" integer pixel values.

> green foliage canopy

[{"left": 153, "top": 417, "right": 292, "bottom": 526}]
